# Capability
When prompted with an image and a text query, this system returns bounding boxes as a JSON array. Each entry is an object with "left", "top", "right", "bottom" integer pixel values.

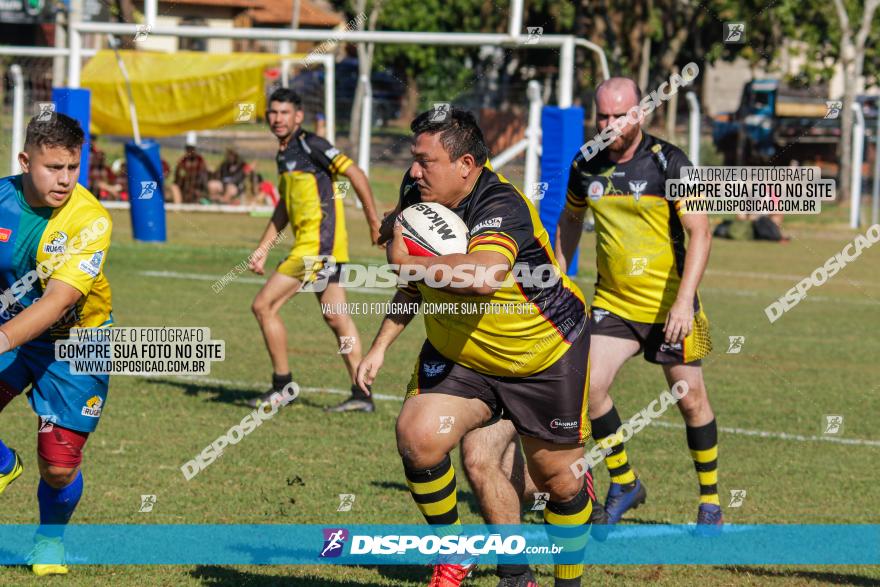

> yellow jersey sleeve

[{"left": 44, "top": 208, "right": 112, "bottom": 297}]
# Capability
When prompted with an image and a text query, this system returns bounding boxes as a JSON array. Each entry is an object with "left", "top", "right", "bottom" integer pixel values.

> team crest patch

[
  {"left": 588, "top": 180, "right": 604, "bottom": 201},
  {"left": 0, "top": 228, "right": 11, "bottom": 243},
  {"left": 629, "top": 180, "right": 647, "bottom": 202},
  {"left": 285, "top": 160, "right": 298, "bottom": 172},
  {"left": 78, "top": 250, "right": 104, "bottom": 277},
  {"left": 82, "top": 396, "right": 103, "bottom": 417},
  {"left": 43, "top": 231, "right": 68, "bottom": 254},
  {"left": 423, "top": 361, "right": 447, "bottom": 377}
]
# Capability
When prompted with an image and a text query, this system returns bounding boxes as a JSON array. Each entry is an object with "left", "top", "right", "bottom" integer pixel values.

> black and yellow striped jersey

[
  {"left": 565, "top": 133, "right": 697, "bottom": 324},
  {"left": 276, "top": 129, "right": 354, "bottom": 260},
  {"left": 398, "top": 167, "right": 587, "bottom": 376}
]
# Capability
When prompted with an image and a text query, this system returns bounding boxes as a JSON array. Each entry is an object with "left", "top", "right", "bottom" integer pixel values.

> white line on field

[
  {"left": 699, "top": 287, "right": 880, "bottom": 306},
  {"left": 706, "top": 269, "right": 880, "bottom": 288},
  {"left": 139, "top": 270, "right": 391, "bottom": 296},
  {"left": 173, "top": 376, "right": 880, "bottom": 448},
  {"left": 145, "top": 270, "right": 879, "bottom": 306},
  {"left": 650, "top": 420, "right": 880, "bottom": 447}
]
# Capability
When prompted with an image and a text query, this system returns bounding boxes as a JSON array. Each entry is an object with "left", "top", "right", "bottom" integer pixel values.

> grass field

[{"left": 1, "top": 185, "right": 879, "bottom": 586}]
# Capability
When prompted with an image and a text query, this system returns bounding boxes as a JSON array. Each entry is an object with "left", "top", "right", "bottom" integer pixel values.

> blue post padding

[
  {"left": 538, "top": 106, "right": 584, "bottom": 276},
  {"left": 125, "top": 140, "right": 167, "bottom": 242},
  {"left": 51, "top": 88, "right": 91, "bottom": 186}
]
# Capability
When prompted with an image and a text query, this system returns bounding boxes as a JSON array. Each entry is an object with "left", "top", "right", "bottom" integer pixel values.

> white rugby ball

[{"left": 398, "top": 202, "right": 469, "bottom": 257}]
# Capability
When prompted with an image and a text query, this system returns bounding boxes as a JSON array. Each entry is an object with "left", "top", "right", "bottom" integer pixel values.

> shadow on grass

[
  {"left": 717, "top": 565, "right": 880, "bottom": 586},
  {"left": 190, "top": 565, "right": 370, "bottom": 586},
  {"left": 146, "top": 378, "right": 259, "bottom": 407},
  {"left": 189, "top": 564, "right": 443, "bottom": 586},
  {"left": 370, "top": 480, "right": 410, "bottom": 493},
  {"left": 145, "top": 378, "right": 334, "bottom": 411}
]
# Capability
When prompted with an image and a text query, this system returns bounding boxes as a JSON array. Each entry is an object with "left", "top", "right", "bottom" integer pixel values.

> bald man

[{"left": 555, "top": 77, "right": 722, "bottom": 530}]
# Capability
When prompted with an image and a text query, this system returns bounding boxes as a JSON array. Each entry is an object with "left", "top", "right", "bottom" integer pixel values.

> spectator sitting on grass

[
  {"left": 169, "top": 142, "right": 209, "bottom": 204},
  {"left": 208, "top": 148, "right": 246, "bottom": 204}
]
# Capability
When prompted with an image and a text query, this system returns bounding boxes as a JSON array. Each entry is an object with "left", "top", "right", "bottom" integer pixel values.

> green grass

[{"left": 1, "top": 195, "right": 879, "bottom": 585}]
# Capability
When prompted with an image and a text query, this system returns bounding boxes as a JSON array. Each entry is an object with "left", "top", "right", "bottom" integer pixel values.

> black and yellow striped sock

[
  {"left": 544, "top": 478, "right": 592, "bottom": 587},
  {"left": 591, "top": 406, "right": 637, "bottom": 485},
  {"left": 404, "top": 454, "right": 460, "bottom": 526},
  {"left": 686, "top": 419, "right": 720, "bottom": 506}
]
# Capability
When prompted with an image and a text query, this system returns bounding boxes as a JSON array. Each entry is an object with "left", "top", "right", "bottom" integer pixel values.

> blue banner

[{"left": 1, "top": 525, "right": 878, "bottom": 565}]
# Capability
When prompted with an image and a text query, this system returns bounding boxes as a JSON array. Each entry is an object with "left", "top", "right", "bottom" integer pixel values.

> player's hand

[
  {"left": 355, "top": 347, "right": 385, "bottom": 395},
  {"left": 378, "top": 210, "right": 398, "bottom": 246},
  {"left": 387, "top": 223, "right": 410, "bottom": 266},
  {"left": 248, "top": 247, "right": 268, "bottom": 275},
  {"left": 369, "top": 220, "right": 382, "bottom": 248},
  {"left": 663, "top": 297, "right": 694, "bottom": 345}
]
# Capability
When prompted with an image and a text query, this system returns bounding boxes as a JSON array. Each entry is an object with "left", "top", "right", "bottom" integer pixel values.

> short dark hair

[
  {"left": 24, "top": 112, "right": 85, "bottom": 152},
  {"left": 268, "top": 88, "right": 303, "bottom": 109},
  {"left": 410, "top": 107, "right": 489, "bottom": 165}
]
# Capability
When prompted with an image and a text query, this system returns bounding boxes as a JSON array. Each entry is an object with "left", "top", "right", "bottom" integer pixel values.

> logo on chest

[
  {"left": 629, "top": 180, "right": 648, "bottom": 201},
  {"left": 43, "top": 231, "right": 68, "bottom": 254}
]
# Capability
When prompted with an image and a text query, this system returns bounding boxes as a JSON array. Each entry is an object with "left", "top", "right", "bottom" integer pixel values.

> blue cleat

[
  {"left": 603, "top": 479, "right": 647, "bottom": 524},
  {"left": 694, "top": 503, "right": 723, "bottom": 536}
]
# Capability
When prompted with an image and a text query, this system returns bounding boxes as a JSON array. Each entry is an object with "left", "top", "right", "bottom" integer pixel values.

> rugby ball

[{"left": 398, "top": 202, "right": 469, "bottom": 257}]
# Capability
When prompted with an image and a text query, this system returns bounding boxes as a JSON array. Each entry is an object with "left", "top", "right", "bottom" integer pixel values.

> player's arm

[
  {"left": 355, "top": 289, "right": 422, "bottom": 393},
  {"left": 387, "top": 223, "right": 509, "bottom": 296},
  {"left": 556, "top": 207, "right": 586, "bottom": 275},
  {"left": 341, "top": 164, "right": 382, "bottom": 246},
  {"left": 663, "top": 207, "right": 712, "bottom": 345},
  {"left": 555, "top": 161, "right": 589, "bottom": 274},
  {"left": 0, "top": 279, "right": 82, "bottom": 354},
  {"left": 249, "top": 199, "right": 289, "bottom": 275}
]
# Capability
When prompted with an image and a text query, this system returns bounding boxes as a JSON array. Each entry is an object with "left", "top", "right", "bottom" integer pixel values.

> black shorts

[
  {"left": 405, "top": 323, "right": 591, "bottom": 445},
  {"left": 589, "top": 306, "right": 712, "bottom": 365}
]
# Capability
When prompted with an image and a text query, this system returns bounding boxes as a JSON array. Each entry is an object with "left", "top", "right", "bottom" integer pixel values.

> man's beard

[{"left": 608, "top": 124, "right": 641, "bottom": 153}]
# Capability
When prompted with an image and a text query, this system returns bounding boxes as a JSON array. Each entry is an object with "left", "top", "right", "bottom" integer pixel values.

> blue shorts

[{"left": 0, "top": 342, "right": 109, "bottom": 433}]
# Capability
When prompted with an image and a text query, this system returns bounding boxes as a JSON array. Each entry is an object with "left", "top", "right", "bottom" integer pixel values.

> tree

[
  {"left": 831, "top": 0, "right": 879, "bottom": 205},
  {"left": 348, "top": 0, "right": 383, "bottom": 161}
]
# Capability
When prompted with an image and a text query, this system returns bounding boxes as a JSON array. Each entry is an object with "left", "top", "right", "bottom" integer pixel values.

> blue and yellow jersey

[
  {"left": 276, "top": 129, "right": 354, "bottom": 262},
  {"left": 0, "top": 175, "right": 112, "bottom": 345},
  {"left": 398, "top": 167, "right": 587, "bottom": 377},
  {"left": 565, "top": 133, "right": 698, "bottom": 324}
]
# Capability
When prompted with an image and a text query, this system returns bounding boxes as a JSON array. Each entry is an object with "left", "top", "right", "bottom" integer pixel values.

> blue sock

[
  {"left": 37, "top": 471, "right": 83, "bottom": 538},
  {"left": 0, "top": 439, "right": 13, "bottom": 474}
]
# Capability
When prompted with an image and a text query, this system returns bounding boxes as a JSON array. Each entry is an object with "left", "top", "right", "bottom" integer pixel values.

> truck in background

[{"left": 713, "top": 79, "right": 840, "bottom": 173}]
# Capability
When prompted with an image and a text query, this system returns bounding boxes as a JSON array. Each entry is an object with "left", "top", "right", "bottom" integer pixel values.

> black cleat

[
  {"left": 496, "top": 569, "right": 539, "bottom": 586},
  {"left": 247, "top": 382, "right": 299, "bottom": 409},
  {"left": 324, "top": 396, "right": 375, "bottom": 413},
  {"left": 589, "top": 498, "right": 611, "bottom": 541}
]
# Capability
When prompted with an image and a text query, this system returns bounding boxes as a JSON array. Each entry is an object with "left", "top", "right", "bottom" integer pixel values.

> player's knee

[
  {"left": 38, "top": 425, "right": 88, "bottom": 484},
  {"left": 396, "top": 427, "right": 442, "bottom": 469},
  {"left": 588, "top": 374, "right": 613, "bottom": 402},
  {"left": 677, "top": 380, "right": 710, "bottom": 417},
  {"left": 538, "top": 467, "right": 582, "bottom": 503},
  {"left": 321, "top": 309, "right": 348, "bottom": 331},
  {"left": 251, "top": 297, "right": 271, "bottom": 320},
  {"left": 41, "top": 465, "right": 79, "bottom": 489},
  {"left": 461, "top": 446, "right": 500, "bottom": 485}
]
